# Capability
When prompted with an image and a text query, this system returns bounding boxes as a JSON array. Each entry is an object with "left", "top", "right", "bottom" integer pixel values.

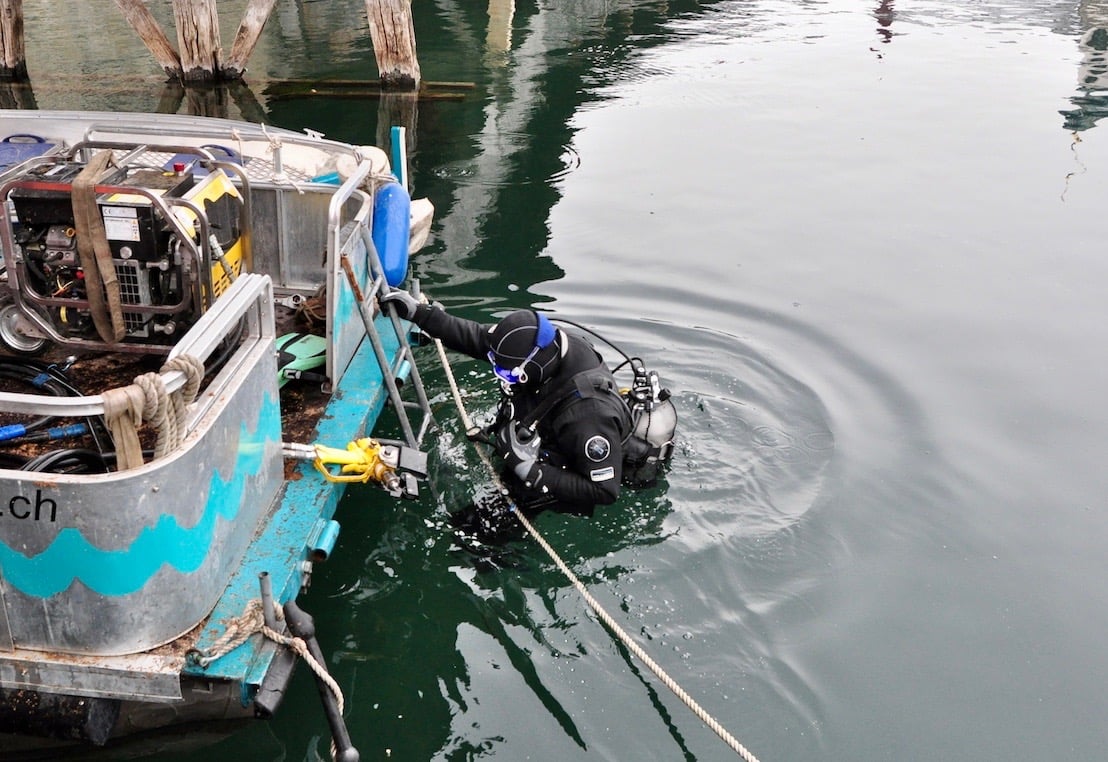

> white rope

[
  {"left": 427, "top": 328, "right": 762, "bottom": 761},
  {"left": 229, "top": 127, "right": 247, "bottom": 170},
  {"left": 260, "top": 123, "right": 307, "bottom": 194},
  {"left": 131, "top": 354, "right": 205, "bottom": 459},
  {"left": 193, "top": 598, "right": 347, "bottom": 760}
]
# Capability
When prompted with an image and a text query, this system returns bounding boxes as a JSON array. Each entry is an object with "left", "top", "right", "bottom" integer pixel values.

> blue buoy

[{"left": 373, "top": 182, "right": 411, "bottom": 287}]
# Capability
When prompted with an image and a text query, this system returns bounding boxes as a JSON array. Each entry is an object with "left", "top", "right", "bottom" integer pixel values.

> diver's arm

[
  {"left": 524, "top": 405, "right": 624, "bottom": 508},
  {"left": 411, "top": 303, "right": 490, "bottom": 361}
]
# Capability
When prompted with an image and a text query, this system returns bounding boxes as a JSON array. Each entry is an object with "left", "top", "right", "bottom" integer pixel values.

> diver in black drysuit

[{"left": 381, "top": 290, "right": 632, "bottom": 519}]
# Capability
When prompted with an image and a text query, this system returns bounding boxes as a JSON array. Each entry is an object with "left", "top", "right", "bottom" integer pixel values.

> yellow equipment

[{"left": 282, "top": 438, "right": 427, "bottom": 499}]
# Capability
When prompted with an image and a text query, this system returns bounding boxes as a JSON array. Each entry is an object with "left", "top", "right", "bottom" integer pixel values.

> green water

[{"left": 14, "top": 1, "right": 1108, "bottom": 760}]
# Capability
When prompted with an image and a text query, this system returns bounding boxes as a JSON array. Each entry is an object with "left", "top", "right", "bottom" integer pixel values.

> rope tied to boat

[
  {"left": 192, "top": 600, "right": 343, "bottom": 709},
  {"left": 424, "top": 300, "right": 762, "bottom": 762},
  {"left": 101, "top": 354, "right": 205, "bottom": 469},
  {"left": 101, "top": 384, "right": 146, "bottom": 470},
  {"left": 190, "top": 598, "right": 347, "bottom": 759}
]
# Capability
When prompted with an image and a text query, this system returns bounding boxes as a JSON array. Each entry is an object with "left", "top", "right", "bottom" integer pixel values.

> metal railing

[
  {"left": 325, "top": 159, "right": 432, "bottom": 448},
  {"left": 0, "top": 273, "right": 274, "bottom": 427}
]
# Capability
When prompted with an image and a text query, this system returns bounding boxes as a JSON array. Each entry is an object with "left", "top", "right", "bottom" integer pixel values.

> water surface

[{"left": 15, "top": 1, "right": 1108, "bottom": 760}]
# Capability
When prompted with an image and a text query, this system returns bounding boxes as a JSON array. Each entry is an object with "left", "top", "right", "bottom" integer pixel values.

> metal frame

[{"left": 0, "top": 143, "right": 252, "bottom": 354}]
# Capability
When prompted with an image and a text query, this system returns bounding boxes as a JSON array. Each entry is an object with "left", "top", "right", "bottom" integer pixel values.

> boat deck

[{"left": 0, "top": 302, "right": 407, "bottom": 709}]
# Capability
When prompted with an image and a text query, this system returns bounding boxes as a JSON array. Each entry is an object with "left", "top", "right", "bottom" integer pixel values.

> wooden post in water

[
  {"left": 119, "top": 0, "right": 276, "bottom": 83},
  {"left": 377, "top": 93, "right": 418, "bottom": 160},
  {"left": 223, "top": 0, "right": 278, "bottom": 80},
  {"left": 114, "top": 0, "right": 182, "bottom": 80},
  {"left": 172, "top": 0, "right": 222, "bottom": 82},
  {"left": 0, "top": 0, "right": 27, "bottom": 81},
  {"left": 365, "top": 0, "right": 421, "bottom": 90}
]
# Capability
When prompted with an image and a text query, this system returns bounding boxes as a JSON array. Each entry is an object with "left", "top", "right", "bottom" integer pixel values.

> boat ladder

[{"left": 340, "top": 237, "right": 433, "bottom": 450}]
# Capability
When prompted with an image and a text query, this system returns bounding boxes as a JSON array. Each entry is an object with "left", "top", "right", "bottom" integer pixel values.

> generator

[{"left": 0, "top": 152, "right": 246, "bottom": 354}]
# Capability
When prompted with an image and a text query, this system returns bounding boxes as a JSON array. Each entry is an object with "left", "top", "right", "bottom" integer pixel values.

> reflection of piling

[{"left": 1, "top": 0, "right": 423, "bottom": 88}]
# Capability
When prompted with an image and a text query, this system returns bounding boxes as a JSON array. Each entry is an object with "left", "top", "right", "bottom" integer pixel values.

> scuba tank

[{"left": 621, "top": 361, "right": 677, "bottom": 488}]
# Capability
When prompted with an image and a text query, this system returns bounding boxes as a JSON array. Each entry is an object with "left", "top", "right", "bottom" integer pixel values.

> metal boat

[{"left": 0, "top": 109, "right": 433, "bottom": 754}]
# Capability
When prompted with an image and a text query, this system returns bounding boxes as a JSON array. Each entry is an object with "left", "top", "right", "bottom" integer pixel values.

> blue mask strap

[{"left": 534, "top": 312, "right": 555, "bottom": 349}]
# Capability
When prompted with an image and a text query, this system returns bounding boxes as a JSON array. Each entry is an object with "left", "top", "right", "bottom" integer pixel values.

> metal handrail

[{"left": 0, "top": 273, "right": 274, "bottom": 419}]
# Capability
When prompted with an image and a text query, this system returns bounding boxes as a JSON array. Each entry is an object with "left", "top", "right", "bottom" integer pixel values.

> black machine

[{"left": 0, "top": 148, "right": 247, "bottom": 355}]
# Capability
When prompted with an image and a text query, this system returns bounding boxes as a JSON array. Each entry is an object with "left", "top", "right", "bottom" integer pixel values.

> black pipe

[{"left": 283, "top": 600, "right": 359, "bottom": 762}]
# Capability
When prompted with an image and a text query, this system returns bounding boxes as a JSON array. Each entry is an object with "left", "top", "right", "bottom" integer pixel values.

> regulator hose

[{"left": 549, "top": 316, "right": 645, "bottom": 379}]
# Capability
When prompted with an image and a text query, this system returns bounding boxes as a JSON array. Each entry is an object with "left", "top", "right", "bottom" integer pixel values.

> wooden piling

[
  {"left": 224, "top": 0, "right": 278, "bottom": 80},
  {"left": 0, "top": 0, "right": 27, "bottom": 81},
  {"left": 14, "top": 0, "right": 427, "bottom": 94},
  {"left": 365, "top": 0, "right": 421, "bottom": 90},
  {"left": 172, "top": 0, "right": 222, "bottom": 82},
  {"left": 114, "top": 0, "right": 181, "bottom": 80}
]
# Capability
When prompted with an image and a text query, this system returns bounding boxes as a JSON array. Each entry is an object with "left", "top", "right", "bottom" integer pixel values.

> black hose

[
  {"left": 0, "top": 359, "right": 73, "bottom": 435},
  {"left": 0, "top": 452, "right": 28, "bottom": 469},
  {"left": 204, "top": 317, "right": 246, "bottom": 377},
  {"left": 0, "top": 357, "right": 110, "bottom": 453},
  {"left": 547, "top": 317, "right": 645, "bottom": 379},
  {"left": 548, "top": 317, "right": 633, "bottom": 364},
  {"left": 20, "top": 448, "right": 112, "bottom": 474}
]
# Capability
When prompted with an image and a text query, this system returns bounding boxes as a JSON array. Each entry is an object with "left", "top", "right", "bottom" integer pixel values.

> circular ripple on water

[
  {"left": 431, "top": 132, "right": 581, "bottom": 186},
  {"left": 630, "top": 323, "right": 835, "bottom": 545}
]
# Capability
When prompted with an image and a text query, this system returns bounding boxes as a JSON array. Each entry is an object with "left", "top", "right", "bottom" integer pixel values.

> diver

[{"left": 381, "top": 288, "right": 677, "bottom": 536}]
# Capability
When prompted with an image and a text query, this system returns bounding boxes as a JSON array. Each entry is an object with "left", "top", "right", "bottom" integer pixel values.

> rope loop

[
  {"left": 100, "top": 354, "right": 206, "bottom": 469},
  {"left": 162, "top": 354, "right": 205, "bottom": 403},
  {"left": 101, "top": 383, "right": 147, "bottom": 470}
]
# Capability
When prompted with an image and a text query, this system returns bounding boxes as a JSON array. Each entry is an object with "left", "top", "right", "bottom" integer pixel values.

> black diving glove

[
  {"left": 494, "top": 423, "right": 542, "bottom": 485},
  {"left": 379, "top": 288, "right": 420, "bottom": 320}
]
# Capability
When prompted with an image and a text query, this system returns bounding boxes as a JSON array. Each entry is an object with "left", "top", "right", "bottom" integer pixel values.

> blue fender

[{"left": 373, "top": 182, "right": 411, "bottom": 287}]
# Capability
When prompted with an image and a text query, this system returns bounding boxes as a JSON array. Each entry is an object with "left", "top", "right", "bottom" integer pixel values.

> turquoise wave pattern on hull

[{"left": 0, "top": 393, "right": 280, "bottom": 598}]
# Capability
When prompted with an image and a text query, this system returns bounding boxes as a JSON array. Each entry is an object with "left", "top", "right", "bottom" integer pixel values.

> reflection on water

[
  {"left": 874, "top": 0, "right": 896, "bottom": 47},
  {"left": 1061, "top": 2, "right": 1108, "bottom": 130}
]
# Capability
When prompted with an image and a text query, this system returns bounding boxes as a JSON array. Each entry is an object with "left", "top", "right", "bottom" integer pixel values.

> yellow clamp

[{"left": 312, "top": 437, "right": 394, "bottom": 484}]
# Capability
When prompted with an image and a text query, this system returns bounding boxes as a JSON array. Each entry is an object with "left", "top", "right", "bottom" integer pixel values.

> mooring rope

[
  {"left": 194, "top": 599, "right": 344, "bottom": 713},
  {"left": 427, "top": 328, "right": 762, "bottom": 762},
  {"left": 192, "top": 598, "right": 347, "bottom": 760}
]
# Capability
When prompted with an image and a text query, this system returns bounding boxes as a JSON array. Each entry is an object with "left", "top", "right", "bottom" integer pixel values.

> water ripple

[{"left": 431, "top": 132, "right": 582, "bottom": 187}]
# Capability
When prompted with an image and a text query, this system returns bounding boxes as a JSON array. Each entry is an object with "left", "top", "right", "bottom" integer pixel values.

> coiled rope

[
  {"left": 426, "top": 327, "right": 762, "bottom": 762},
  {"left": 101, "top": 354, "right": 206, "bottom": 469}
]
